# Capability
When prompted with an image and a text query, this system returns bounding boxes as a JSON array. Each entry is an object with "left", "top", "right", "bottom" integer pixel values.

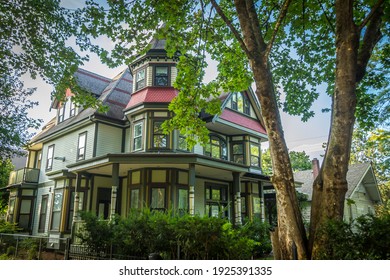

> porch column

[
  {"left": 73, "top": 173, "right": 82, "bottom": 221},
  {"left": 233, "top": 172, "right": 242, "bottom": 226},
  {"left": 259, "top": 182, "right": 265, "bottom": 223},
  {"left": 71, "top": 173, "right": 82, "bottom": 240},
  {"left": 189, "top": 163, "right": 195, "bottom": 216},
  {"left": 110, "top": 163, "right": 119, "bottom": 221}
]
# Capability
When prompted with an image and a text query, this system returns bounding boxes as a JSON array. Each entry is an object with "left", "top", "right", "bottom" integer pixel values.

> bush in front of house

[
  {"left": 317, "top": 213, "right": 390, "bottom": 259},
  {"left": 77, "top": 209, "right": 272, "bottom": 260}
]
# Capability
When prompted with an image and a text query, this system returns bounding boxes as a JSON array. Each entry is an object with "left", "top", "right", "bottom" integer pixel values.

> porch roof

[{"left": 66, "top": 153, "right": 270, "bottom": 182}]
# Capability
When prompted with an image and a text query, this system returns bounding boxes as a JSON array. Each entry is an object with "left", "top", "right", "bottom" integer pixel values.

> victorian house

[{"left": 4, "top": 39, "right": 273, "bottom": 242}]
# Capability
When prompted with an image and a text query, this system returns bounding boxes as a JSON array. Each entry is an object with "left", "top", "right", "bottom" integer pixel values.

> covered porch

[{"left": 60, "top": 153, "right": 272, "bottom": 239}]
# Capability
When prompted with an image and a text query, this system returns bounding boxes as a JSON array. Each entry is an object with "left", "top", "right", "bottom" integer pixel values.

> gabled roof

[
  {"left": 31, "top": 68, "right": 132, "bottom": 143},
  {"left": 210, "top": 88, "right": 267, "bottom": 137},
  {"left": 294, "top": 162, "right": 382, "bottom": 202}
]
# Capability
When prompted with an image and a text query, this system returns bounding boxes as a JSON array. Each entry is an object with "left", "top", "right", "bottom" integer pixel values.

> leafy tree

[
  {"left": 289, "top": 151, "right": 312, "bottom": 172},
  {"left": 0, "top": 160, "right": 14, "bottom": 216},
  {"left": 261, "top": 148, "right": 272, "bottom": 175},
  {"left": 262, "top": 149, "right": 312, "bottom": 174},
  {"left": 78, "top": 0, "right": 388, "bottom": 259},
  {"left": 0, "top": 0, "right": 110, "bottom": 160}
]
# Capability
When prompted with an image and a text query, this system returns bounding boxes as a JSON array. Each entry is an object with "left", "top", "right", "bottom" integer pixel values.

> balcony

[{"left": 8, "top": 168, "right": 40, "bottom": 186}]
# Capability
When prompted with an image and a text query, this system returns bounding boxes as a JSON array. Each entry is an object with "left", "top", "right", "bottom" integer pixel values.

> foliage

[
  {"left": 0, "top": 160, "right": 14, "bottom": 215},
  {"left": 261, "top": 149, "right": 312, "bottom": 175},
  {"left": 0, "top": 220, "right": 21, "bottom": 234},
  {"left": 317, "top": 214, "right": 390, "bottom": 259},
  {"left": 289, "top": 151, "right": 312, "bottom": 172},
  {"left": 0, "top": 0, "right": 110, "bottom": 159},
  {"left": 350, "top": 126, "right": 390, "bottom": 216},
  {"left": 261, "top": 148, "right": 272, "bottom": 175},
  {"left": 77, "top": 209, "right": 272, "bottom": 260}
]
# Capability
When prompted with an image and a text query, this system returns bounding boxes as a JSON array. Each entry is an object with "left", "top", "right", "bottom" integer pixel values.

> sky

[{"left": 23, "top": 0, "right": 332, "bottom": 164}]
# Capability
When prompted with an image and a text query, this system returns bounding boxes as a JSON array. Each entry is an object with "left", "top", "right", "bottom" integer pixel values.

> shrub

[
  {"left": 77, "top": 209, "right": 272, "bottom": 260},
  {"left": 317, "top": 214, "right": 390, "bottom": 259}
]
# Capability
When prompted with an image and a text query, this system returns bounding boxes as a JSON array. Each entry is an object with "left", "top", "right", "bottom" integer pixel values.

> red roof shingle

[
  {"left": 220, "top": 109, "right": 267, "bottom": 134},
  {"left": 126, "top": 87, "right": 178, "bottom": 109}
]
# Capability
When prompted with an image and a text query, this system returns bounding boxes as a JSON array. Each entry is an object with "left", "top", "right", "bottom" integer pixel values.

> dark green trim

[
  {"left": 121, "top": 127, "right": 126, "bottom": 153},
  {"left": 93, "top": 122, "right": 98, "bottom": 157}
]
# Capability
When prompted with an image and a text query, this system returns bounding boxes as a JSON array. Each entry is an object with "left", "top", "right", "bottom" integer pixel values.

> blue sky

[{"left": 24, "top": 0, "right": 332, "bottom": 162}]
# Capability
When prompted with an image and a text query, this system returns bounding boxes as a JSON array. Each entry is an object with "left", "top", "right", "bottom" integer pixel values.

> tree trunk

[
  {"left": 309, "top": 0, "right": 359, "bottom": 259},
  {"left": 252, "top": 62, "right": 308, "bottom": 259},
  {"left": 232, "top": 0, "right": 308, "bottom": 259}
]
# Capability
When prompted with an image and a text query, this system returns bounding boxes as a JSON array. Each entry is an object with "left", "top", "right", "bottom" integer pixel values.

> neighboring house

[
  {"left": 294, "top": 159, "right": 382, "bottom": 223},
  {"left": 3, "top": 39, "right": 273, "bottom": 240}
]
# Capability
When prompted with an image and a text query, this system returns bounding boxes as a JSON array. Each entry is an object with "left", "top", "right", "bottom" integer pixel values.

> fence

[
  {"left": 69, "top": 244, "right": 144, "bottom": 260},
  {"left": 0, "top": 233, "right": 70, "bottom": 260}
]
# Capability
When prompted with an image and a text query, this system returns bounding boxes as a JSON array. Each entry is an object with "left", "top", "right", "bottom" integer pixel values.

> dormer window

[
  {"left": 136, "top": 68, "right": 146, "bottom": 90},
  {"left": 69, "top": 101, "right": 76, "bottom": 117},
  {"left": 231, "top": 92, "right": 250, "bottom": 116},
  {"left": 58, "top": 103, "right": 65, "bottom": 123},
  {"left": 154, "top": 66, "right": 169, "bottom": 86}
]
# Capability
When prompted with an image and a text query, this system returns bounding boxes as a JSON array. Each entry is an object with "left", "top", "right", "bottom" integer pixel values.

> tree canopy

[
  {"left": 0, "top": 0, "right": 108, "bottom": 160},
  {"left": 68, "top": 0, "right": 390, "bottom": 259}
]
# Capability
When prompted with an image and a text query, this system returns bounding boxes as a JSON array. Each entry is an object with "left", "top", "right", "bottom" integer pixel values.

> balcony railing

[{"left": 8, "top": 168, "right": 40, "bottom": 185}]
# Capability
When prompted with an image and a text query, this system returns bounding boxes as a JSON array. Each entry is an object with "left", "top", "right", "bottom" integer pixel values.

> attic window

[
  {"left": 231, "top": 92, "right": 250, "bottom": 116},
  {"left": 136, "top": 68, "right": 146, "bottom": 90}
]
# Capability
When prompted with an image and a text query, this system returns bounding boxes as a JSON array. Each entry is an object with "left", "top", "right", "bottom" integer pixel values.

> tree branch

[
  {"left": 209, "top": 0, "right": 251, "bottom": 58},
  {"left": 265, "top": 0, "right": 293, "bottom": 58},
  {"left": 358, "top": 0, "right": 385, "bottom": 31},
  {"left": 356, "top": 4, "right": 384, "bottom": 83}
]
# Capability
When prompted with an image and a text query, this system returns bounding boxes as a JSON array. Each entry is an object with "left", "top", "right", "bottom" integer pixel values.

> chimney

[{"left": 312, "top": 158, "right": 320, "bottom": 179}]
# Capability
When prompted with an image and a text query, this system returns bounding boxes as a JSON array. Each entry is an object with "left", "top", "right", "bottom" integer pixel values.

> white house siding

[
  {"left": 39, "top": 123, "right": 95, "bottom": 183},
  {"left": 95, "top": 123, "right": 123, "bottom": 157},
  {"left": 344, "top": 183, "right": 376, "bottom": 221},
  {"left": 32, "top": 183, "right": 54, "bottom": 235}
]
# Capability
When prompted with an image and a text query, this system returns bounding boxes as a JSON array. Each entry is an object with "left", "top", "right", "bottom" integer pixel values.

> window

[
  {"left": 205, "top": 135, "right": 227, "bottom": 160},
  {"left": 35, "top": 150, "right": 42, "bottom": 169},
  {"left": 178, "top": 134, "right": 189, "bottom": 151},
  {"left": 244, "top": 98, "right": 250, "bottom": 115},
  {"left": 150, "top": 187, "right": 166, "bottom": 211},
  {"left": 58, "top": 103, "right": 66, "bottom": 123},
  {"left": 133, "top": 122, "right": 143, "bottom": 151},
  {"left": 152, "top": 121, "right": 167, "bottom": 148},
  {"left": 250, "top": 143, "right": 260, "bottom": 167},
  {"left": 38, "top": 195, "right": 48, "bottom": 232},
  {"left": 130, "top": 189, "right": 140, "bottom": 209},
  {"left": 232, "top": 143, "right": 245, "bottom": 164},
  {"left": 231, "top": 92, "right": 250, "bottom": 115},
  {"left": 18, "top": 199, "right": 33, "bottom": 229},
  {"left": 77, "top": 132, "right": 87, "bottom": 160},
  {"left": 178, "top": 188, "right": 189, "bottom": 214},
  {"left": 7, "top": 198, "right": 15, "bottom": 223},
  {"left": 231, "top": 92, "right": 238, "bottom": 110},
  {"left": 205, "top": 184, "right": 228, "bottom": 218},
  {"left": 51, "top": 189, "right": 63, "bottom": 231},
  {"left": 154, "top": 66, "right": 169, "bottom": 86},
  {"left": 136, "top": 68, "right": 145, "bottom": 90},
  {"left": 46, "top": 145, "right": 54, "bottom": 170},
  {"left": 69, "top": 101, "right": 76, "bottom": 117}
]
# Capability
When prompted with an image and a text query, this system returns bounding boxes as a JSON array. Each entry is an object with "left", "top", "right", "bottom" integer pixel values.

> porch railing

[{"left": 8, "top": 168, "right": 40, "bottom": 185}]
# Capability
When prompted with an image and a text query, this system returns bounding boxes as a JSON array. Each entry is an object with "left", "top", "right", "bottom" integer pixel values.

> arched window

[{"left": 204, "top": 135, "right": 227, "bottom": 160}]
